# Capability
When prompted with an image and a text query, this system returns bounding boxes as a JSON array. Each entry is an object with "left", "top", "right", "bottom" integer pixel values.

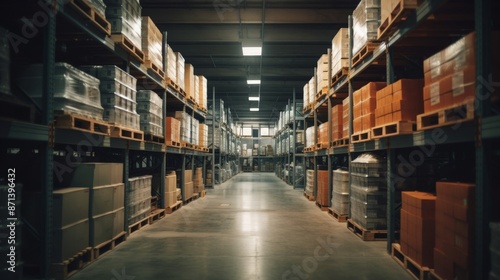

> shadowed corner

[{"left": 111, "top": 267, "right": 136, "bottom": 280}]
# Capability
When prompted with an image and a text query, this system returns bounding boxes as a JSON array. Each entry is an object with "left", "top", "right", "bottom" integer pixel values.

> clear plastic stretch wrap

[
  {"left": 16, "top": 63, "right": 103, "bottom": 119},
  {"left": 303, "top": 83, "right": 309, "bottom": 108},
  {"left": 331, "top": 28, "right": 350, "bottom": 76},
  {"left": 350, "top": 153, "right": 387, "bottom": 230},
  {"left": 176, "top": 52, "right": 185, "bottom": 91},
  {"left": 191, "top": 118, "right": 199, "bottom": 145},
  {"left": 88, "top": 0, "right": 107, "bottom": 17},
  {"left": 352, "top": 0, "right": 381, "bottom": 55},
  {"left": 141, "top": 16, "right": 163, "bottom": 70},
  {"left": 105, "top": 0, "right": 142, "bottom": 50},
  {"left": 332, "top": 169, "right": 349, "bottom": 215},
  {"left": 305, "top": 126, "right": 315, "bottom": 148},
  {"left": 137, "top": 90, "right": 163, "bottom": 137},
  {"left": 316, "top": 54, "right": 329, "bottom": 91},
  {"left": 175, "top": 111, "right": 191, "bottom": 143},
  {"left": 80, "top": 65, "right": 139, "bottom": 129},
  {"left": 127, "top": 175, "right": 152, "bottom": 224},
  {"left": 198, "top": 75, "right": 208, "bottom": 110},
  {"left": 165, "top": 44, "right": 177, "bottom": 82},
  {"left": 0, "top": 27, "right": 10, "bottom": 95},
  {"left": 306, "top": 169, "right": 315, "bottom": 195},
  {"left": 308, "top": 76, "right": 316, "bottom": 104}
]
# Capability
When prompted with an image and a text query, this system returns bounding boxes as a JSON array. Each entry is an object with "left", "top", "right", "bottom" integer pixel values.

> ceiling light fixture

[
  {"left": 242, "top": 40, "right": 262, "bottom": 56},
  {"left": 250, "top": 108, "right": 260, "bottom": 111},
  {"left": 248, "top": 96, "right": 260, "bottom": 101},
  {"left": 247, "top": 79, "right": 261, "bottom": 85}
]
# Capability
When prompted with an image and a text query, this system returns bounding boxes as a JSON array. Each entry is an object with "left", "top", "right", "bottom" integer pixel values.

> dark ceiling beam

[{"left": 142, "top": 8, "right": 352, "bottom": 24}]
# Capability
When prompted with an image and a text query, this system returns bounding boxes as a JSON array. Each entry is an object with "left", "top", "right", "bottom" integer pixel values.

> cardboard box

[
  {"left": 92, "top": 183, "right": 124, "bottom": 216},
  {"left": 384, "top": 113, "right": 393, "bottom": 124},
  {"left": 112, "top": 207, "right": 124, "bottom": 238},
  {"left": 53, "top": 188, "right": 89, "bottom": 228},
  {"left": 53, "top": 219, "right": 89, "bottom": 262},
  {"left": 164, "top": 191, "right": 177, "bottom": 207},
  {"left": 362, "top": 114, "right": 375, "bottom": 131},
  {"left": 353, "top": 117, "right": 362, "bottom": 133},
  {"left": 91, "top": 210, "right": 114, "bottom": 246},
  {"left": 354, "top": 88, "right": 362, "bottom": 105},
  {"left": 166, "top": 117, "right": 181, "bottom": 143},
  {"left": 165, "top": 171, "right": 177, "bottom": 192},
  {"left": 184, "top": 169, "right": 193, "bottom": 183},
  {"left": 70, "top": 163, "right": 123, "bottom": 187},
  {"left": 402, "top": 191, "right": 436, "bottom": 219},
  {"left": 434, "top": 248, "right": 454, "bottom": 280},
  {"left": 184, "top": 181, "right": 194, "bottom": 199},
  {"left": 376, "top": 116, "right": 385, "bottom": 126},
  {"left": 361, "top": 98, "right": 376, "bottom": 116}
]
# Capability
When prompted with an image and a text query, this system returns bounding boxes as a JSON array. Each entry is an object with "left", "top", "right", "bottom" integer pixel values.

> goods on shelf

[
  {"left": 164, "top": 171, "right": 178, "bottom": 207},
  {"left": 185, "top": 63, "right": 195, "bottom": 101},
  {"left": 175, "top": 111, "right": 192, "bottom": 144},
  {"left": 342, "top": 97, "right": 349, "bottom": 138},
  {"left": 80, "top": 65, "right": 139, "bottom": 129},
  {"left": 331, "top": 28, "right": 349, "bottom": 78},
  {"left": 127, "top": 176, "right": 152, "bottom": 225},
  {"left": 316, "top": 170, "right": 329, "bottom": 206},
  {"left": 433, "top": 181, "right": 475, "bottom": 280},
  {"left": 191, "top": 117, "right": 200, "bottom": 145},
  {"left": 165, "top": 117, "right": 181, "bottom": 143},
  {"left": 317, "top": 123, "right": 328, "bottom": 146},
  {"left": 303, "top": 83, "right": 309, "bottom": 110},
  {"left": 305, "top": 169, "right": 315, "bottom": 196},
  {"left": 88, "top": 0, "right": 107, "bottom": 17},
  {"left": 308, "top": 77, "right": 316, "bottom": 106},
  {"left": 164, "top": 44, "right": 177, "bottom": 83},
  {"left": 350, "top": 153, "right": 386, "bottom": 230},
  {"left": 104, "top": 0, "right": 142, "bottom": 50},
  {"left": 352, "top": 0, "right": 384, "bottom": 56},
  {"left": 198, "top": 75, "right": 208, "bottom": 110},
  {"left": 316, "top": 54, "right": 329, "bottom": 95},
  {"left": 176, "top": 52, "right": 185, "bottom": 92},
  {"left": 208, "top": 99, "right": 225, "bottom": 123},
  {"left": 141, "top": 16, "right": 163, "bottom": 71},
  {"left": 332, "top": 169, "right": 349, "bottom": 215},
  {"left": 353, "top": 82, "right": 386, "bottom": 134},
  {"left": 0, "top": 26, "right": 10, "bottom": 95},
  {"left": 199, "top": 123, "right": 208, "bottom": 148},
  {"left": 331, "top": 104, "right": 343, "bottom": 141},
  {"left": 305, "top": 126, "right": 315, "bottom": 148},
  {"left": 491, "top": 223, "right": 500, "bottom": 280},
  {"left": 375, "top": 79, "right": 423, "bottom": 127},
  {"left": 400, "top": 191, "right": 436, "bottom": 268},
  {"left": 422, "top": 32, "right": 476, "bottom": 113},
  {"left": 16, "top": 63, "right": 103, "bottom": 119},
  {"left": 52, "top": 188, "right": 90, "bottom": 262},
  {"left": 194, "top": 167, "right": 204, "bottom": 193},
  {"left": 137, "top": 90, "right": 163, "bottom": 137}
]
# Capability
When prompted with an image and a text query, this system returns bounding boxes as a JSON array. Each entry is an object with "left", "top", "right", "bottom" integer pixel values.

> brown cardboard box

[
  {"left": 184, "top": 181, "right": 194, "bottom": 200},
  {"left": 53, "top": 188, "right": 89, "bottom": 228},
  {"left": 184, "top": 169, "right": 193, "bottom": 183},
  {"left": 165, "top": 171, "right": 177, "bottom": 192},
  {"left": 166, "top": 117, "right": 181, "bottom": 142},
  {"left": 184, "top": 63, "right": 195, "bottom": 99},
  {"left": 316, "top": 171, "right": 329, "bottom": 206},
  {"left": 53, "top": 219, "right": 89, "bottom": 262},
  {"left": 164, "top": 191, "right": 177, "bottom": 207},
  {"left": 434, "top": 248, "right": 454, "bottom": 280},
  {"left": 362, "top": 114, "right": 375, "bottom": 131},
  {"left": 353, "top": 117, "right": 362, "bottom": 133},
  {"left": 376, "top": 116, "right": 384, "bottom": 127},
  {"left": 70, "top": 163, "right": 123, "bottom": 187},
  {"left": 384, "top": 113, "right": 393, "bottom": 124},
  {"left": 361, "top": 98, "right": 377, "bottom": 116}
]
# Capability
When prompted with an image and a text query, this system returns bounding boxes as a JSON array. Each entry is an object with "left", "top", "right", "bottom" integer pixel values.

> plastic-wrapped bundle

[
  {"left": 141, "top": 16, "right": 163, "bottom": 70},
  {"left": 208, "top": 99, "right": 224, "bottom": 121},
  {"left": 306, "top": 169, "right": 315, "bottom": 195},
  {"left": 137, "top": 90, "right": 163, "bottom": 136},
  {"left": 103, "top": 106, "right": 140, "bottom": 129},
  {"left": 198, "top": 75, "right": 208, "bottom": 110},
  {"left": 175, "top": 111, "right": 191, "bottom": 143},
  {"left": 80, "top": 65, "right": 137, "bottom": 90},
  {"left": 303, "top": 83, "right": 309, "bottom": 108},
  {"left": 0, "top": 27, "right": 10, "bottom": 95},
  {"left": 104, "top": 0, "right": 142, "bottom": 50},
  {"left": 316, "top": 54, "right": 329, "bottom": 91},
  {"left": 308, "top": 77, "right": 316, "bottom": 104},
  {"left": 164, "top": 44, "right": 177, "bottom": 82},
  {"left": 332, "top": 169, "right": 349, "bottom": 214},
  {"left": 88, "top": 0, "right": 107, "bottom": 17},
  {"left": 127, "top": 175, "right": 152, "bottom": 224},
  {"left": 191, "top": 118, "right": 199, "bottom": 145},
  {"left": 305, "top": 126, "right": 315, "bottom": 148},
  {"left": 16, "top": 63, "right": 103, "bottom": 119},
  {"left": 352, "top": 0, "right": 381, "bottom": 55},
  {"left": 176, "top": 52, "right": 185, "bottom": 91},
  {"left": 331, "top": 28, "right": 350, "bottom": 76}
]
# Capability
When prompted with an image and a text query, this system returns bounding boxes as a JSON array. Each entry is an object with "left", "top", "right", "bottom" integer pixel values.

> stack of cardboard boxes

[
  {"left": 193, "top": 167, "right": 204, "bottom": 193},
  {"left": 165, "top": 116, "right": 181, "bottom": 144},
  {"left": 353, "top": 82, "right": 386, "bottom": 135},
  {"left": 141, "top": 17, "right": 163, "bottom": 71},
  {"left": 400, "top": 191, "right": 436, "bottom": 268},
  {"left": 317, "top": 123, "right": 329, "bottom": 146},
  {"left": 164, "top": 171, "right": 178, "bottom": 208},
  {"left": 375, "top": 79, "right": 424, "bottom": 127},
  {"left": 316, "top": 54, "right": 329, "bottom": 94},
  {"left": 184, "top": 63, "right": 196, "bottom": 103},
  {"left": 331, "top": 28, "right": 349, "bottom": 77},
  {"left": 331, "top": 104, "right": 343, "bottom": 142},
  {"left": 164, "top": 44, "right": 177, "bottom": 83},
  {"left": 303, "top": 83, "right": 309, "bottom": 111},
  {"left": 316, "top": 170, "right": 329, "bottom": 207},
  {"left": 184, "top": 169, "right": 194, "bottom": 200},
  {"left": 306, "top": 169, "right": 315, "bottom": 196},
  {"left": 342, "top": 97, "right": 349, "bottom": 139}
]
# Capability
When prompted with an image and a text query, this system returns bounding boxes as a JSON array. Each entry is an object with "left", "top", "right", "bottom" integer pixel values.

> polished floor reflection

[{"left": 71, "top": 173, "right": 412, "bottom": 280}]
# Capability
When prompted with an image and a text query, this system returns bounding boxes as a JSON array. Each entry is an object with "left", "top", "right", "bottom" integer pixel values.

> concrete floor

[{"left": 71, "top": 173, "right": 412, "bottom": 280}]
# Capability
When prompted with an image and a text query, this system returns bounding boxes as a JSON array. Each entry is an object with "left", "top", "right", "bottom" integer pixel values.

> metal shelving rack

[
  {"left": 0, "top": 2, "right": 211, "bottom": 278},
  {"left": 300, "top": 0, "right": 498, "bottom": 278}
]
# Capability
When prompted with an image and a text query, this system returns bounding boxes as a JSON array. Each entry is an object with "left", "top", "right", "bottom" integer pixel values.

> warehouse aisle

[{"left": 71, "top": 173, "right": 411, "bottom": 280}]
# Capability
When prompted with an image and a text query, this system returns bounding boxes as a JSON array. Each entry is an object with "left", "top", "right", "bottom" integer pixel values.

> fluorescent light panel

[
  {"left": 250, "top": 108, "right": 259, "bottom": 111},
  {"left": 242, "top": 47, "right": 262, "bottom": 56},
  {"left": 248, "top": 96, "right": 260, "bottom": 101},
  {"left": 247, "top": 79, "right": 261, "bottom": 85}
]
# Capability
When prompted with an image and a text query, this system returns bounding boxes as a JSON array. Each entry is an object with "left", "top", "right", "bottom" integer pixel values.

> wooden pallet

[
  {"left": 304, "top": 191, "right": 315, "bottom": 201},
  {"left": 378, "top": 0, "right": 419, "bottom": 41},
  {"left": 303, "top": 103, "right": 314, "bottom": 115},
  {"left": 371, "top": 121, "right": 416, "bottom": 139},
  {"left": 428, "top": 270, "right": 444, "bottom": 280},
  {"left": 148, "top": 208, "right": 166, "bottom": 224},
  {"left": 304, "top": 146, "right": 315, "bottom": 153},
  {"left": 111, "top": 34, "right": 145, "bottom": 63},
  {"left": 179, "top": 88, "right": 187, "bottom": 98},
  {"left": 51, "top": 247, "right": 94, "bottom": 280},
  {"left": 110, "top": 125, "right": 144, "bottom": 141},
  {"left": 0, "top": 94, "right": 36, "bottom": 122},
  {"left": 315, "top": 142, "right": 329, "bottom": 150},
  {"left": 128, "top": 216, "right": 150, "bottom": 235},
  {"left": 184, "top": 142, "right": 196, "bottom": 150},
  {"left": 331, "top": 137, "right": 349, "bottom": 147},
  {"left": 352, "top": 42, "right": 380, "bottom": 67},
  {"left": 331, "top": 67, "right": 349, "bottom": 87},
  {"left": 166, "top": 201, "right": 182, "bottom": 214},
  {"left": 315, "top": 87, "right": 329, "bottom": 101},
  {"left": 184, "top": 193, "right": 200, "bottom": 204},
  {"left": 392, "top": 243, "right": 431, "bottom": 280},
  {"left": 315, "top": 202, "right": 329, "bottom": 211},
  {"left": 144, "top": 133, "right": 165, "bottom": 144},
  {"left": 328, "top": 208, "right": 348, "bottom": 223},
  {"left": 187, "top": 96, "right": 196, "bottom": 105},
  {"left": 347, "top": 219, "right": 388, "bottom": 241},
  {"left": 417, "top": 101, "right": 474, "bottom": 131},
  {"left": 351, "top": 130, "right": 371, "bottom": 143},
  {"left": 199, "top": 146, "right": 209, "bottom": 152},
  {"left": 54, "top": 113, "right": 110, "bottom": 135},
  {"left": 67, "top": 0, "right": 111, "bottom": 36},
  {"left": 165, "top": 77, "right": 180, "bottom": 92},
  {"left": 144, "top": 60, "right": 165, "bottom": 78},
  {"left": 93, "top": 232, "right": 126, "bottom": 260},
  {"left": 166, "top": 140, "right": 182, "bottom": 148}
]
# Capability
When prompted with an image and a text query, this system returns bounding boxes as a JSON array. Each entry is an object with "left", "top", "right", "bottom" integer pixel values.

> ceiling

[{"left": 141, "top": 0, "right": 358, "bottom": 125}]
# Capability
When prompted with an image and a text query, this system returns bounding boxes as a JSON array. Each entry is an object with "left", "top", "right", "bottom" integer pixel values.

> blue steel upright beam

[{"left": 386, "top": 46, "right": 396, "bottom": 254}]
